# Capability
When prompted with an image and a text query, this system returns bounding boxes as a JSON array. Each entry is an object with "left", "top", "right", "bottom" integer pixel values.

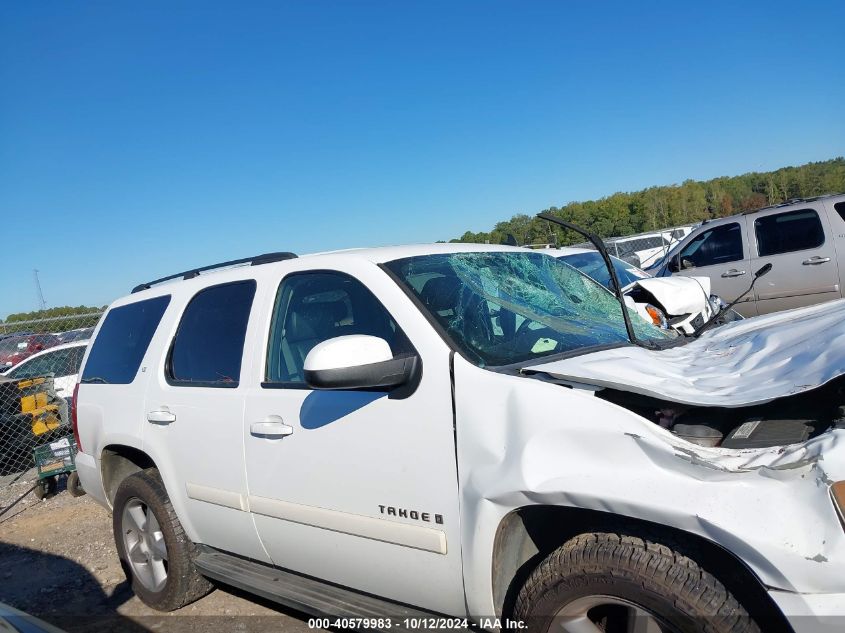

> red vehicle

[{"left": 0, "top": 334, "right": 61, "bottom": 371}]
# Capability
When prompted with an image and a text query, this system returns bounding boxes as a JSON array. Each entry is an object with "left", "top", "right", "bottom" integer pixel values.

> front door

[
  {"left": 242, "top": 268, "right": 465, "bottom": 616},
  {"left": 672, "top": 220, "right": 757, "bottom": 317}
]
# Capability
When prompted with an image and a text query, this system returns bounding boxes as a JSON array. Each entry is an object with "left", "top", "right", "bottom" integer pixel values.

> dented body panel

[
  {"left": 453, "top": 354, "right": 845, "bottom": 619},
  {"left": 526, "top": 298, "right": 845, "bottom": 406},
  {"left": 630, "top": 275, "right": 711, "bottom": 316}
]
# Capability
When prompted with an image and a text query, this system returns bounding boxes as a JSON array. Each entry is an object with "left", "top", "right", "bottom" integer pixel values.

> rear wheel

[
  {"left": 514, "top": 532, "right": 760, "bottom": 633},
  {"left": 112, "top": 468, "right": 213, "bottom": 611}
]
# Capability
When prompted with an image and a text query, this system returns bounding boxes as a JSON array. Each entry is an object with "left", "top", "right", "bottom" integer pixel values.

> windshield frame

[{"left": 380, "top": 251, "right": 683, "bottom": 370}]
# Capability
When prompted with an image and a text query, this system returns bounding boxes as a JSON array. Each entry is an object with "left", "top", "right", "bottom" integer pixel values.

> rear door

[
  {"left": 748, "top": 206, "right": 839, "bottom": 314},
  {"left": 142, "top": 280, "right": 270, "bottom": 564},
  {"left": 671, "top": 221, "right": 756, "bottom": 316}
]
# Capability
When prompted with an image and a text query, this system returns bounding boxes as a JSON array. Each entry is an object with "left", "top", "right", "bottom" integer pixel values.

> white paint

[
  {"left": 249, "top": 495, "right": 448, "bottom": 554},
  {"left": 186, "top": 482, "right": 249, "bottom": 512},
  {"left": 527, "top": 297, "right": 845, "bottom": 406},
  {"left": 631, "top": 275, "right": 711, "bottom": 315},
  {"left": 74, "top": 243, "right": 845, "bottom": 626},
  {"left": 303, "top": 335, "right": 393, "bottom": 371}
]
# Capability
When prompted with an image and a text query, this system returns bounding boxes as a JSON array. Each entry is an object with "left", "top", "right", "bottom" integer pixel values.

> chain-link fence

[
  {"left": 0, "top": 312, "right": 102, "bottom": 490},
  {"left": 571, "top": 223, "right": 698, "bottom": 270}
]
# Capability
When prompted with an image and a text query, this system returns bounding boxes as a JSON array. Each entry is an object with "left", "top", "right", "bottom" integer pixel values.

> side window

[
  {"left": 835, "top": 201, "right": 845, "bottom": 223},
  {"left": 265, "top": 272, "right": 409, "bottom": 385},
  {"left": 82, "top": 295, "right": 170, "bottom": 384},
  {"left": 679, "top": 222, "right": 743, "bottom": 268},
  {"left": 168, "top": 280, "right": 256, "bottom": 387},
  {"left": 755, "top": 209, "right": 824, "bottom": 257}
]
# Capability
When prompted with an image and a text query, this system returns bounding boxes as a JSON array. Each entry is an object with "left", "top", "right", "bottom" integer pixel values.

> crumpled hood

[
  {"left": 628, "top": 276, "right": 711, "bottom": 315},
  {"left": 525, "top": 298, "right": 845, "bottom": 407}
]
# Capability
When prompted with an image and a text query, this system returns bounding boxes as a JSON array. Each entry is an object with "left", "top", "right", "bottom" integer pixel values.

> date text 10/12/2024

[{"left": 307, "top": 618, "right": 527, "bottom": 630}]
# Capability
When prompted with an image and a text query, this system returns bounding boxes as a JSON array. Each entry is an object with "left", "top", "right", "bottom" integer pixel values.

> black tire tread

[
  {"left": 113, "top": 467, "right": 212, "bottom": 611},
  {"left": 514, "top": 532, "right": 761, "bottom": 633}
]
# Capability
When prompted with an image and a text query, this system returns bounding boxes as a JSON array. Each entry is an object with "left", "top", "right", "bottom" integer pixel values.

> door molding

[{"left": 249, "top": 495, "right": 448, "bottom": 555}]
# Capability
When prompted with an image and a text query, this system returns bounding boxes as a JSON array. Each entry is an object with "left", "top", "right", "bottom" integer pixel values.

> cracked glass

[{"left": 386, "top": 251, "right": 675, "bottom": 366}]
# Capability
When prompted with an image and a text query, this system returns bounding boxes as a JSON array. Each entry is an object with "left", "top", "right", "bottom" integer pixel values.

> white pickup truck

[{"left": 74, "top": 244, "right": 845, "bottom": 633}]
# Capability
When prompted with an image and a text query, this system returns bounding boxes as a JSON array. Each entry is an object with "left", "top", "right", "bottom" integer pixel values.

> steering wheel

[
  {"left": 514, "top": 319, "right": 558, "bottom": 346},
  {"left": 515, "top": 317, "right": 536, "bottom": 339}
]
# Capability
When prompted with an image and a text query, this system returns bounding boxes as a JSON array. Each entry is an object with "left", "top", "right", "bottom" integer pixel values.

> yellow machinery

[{"left": 16, "top": 376, "right": 62, "bottom": 436}]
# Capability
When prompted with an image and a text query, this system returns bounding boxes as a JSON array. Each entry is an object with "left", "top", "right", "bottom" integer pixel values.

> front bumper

[{"left": 769, "top": 589, "right": 845, "bottom": 633}]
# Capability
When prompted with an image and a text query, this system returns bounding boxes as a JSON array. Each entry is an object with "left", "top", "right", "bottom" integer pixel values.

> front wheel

[
  {"left": 112, "top": 468, "right": 212, "bottom": 611},
  {"left": 514, "top": 532, "right": 760, "bottom": 633}
]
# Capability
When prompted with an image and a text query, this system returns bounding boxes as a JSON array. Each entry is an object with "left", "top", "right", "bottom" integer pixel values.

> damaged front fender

[{"left": 453, "top": 356, "right": 845, "bottom": 620}]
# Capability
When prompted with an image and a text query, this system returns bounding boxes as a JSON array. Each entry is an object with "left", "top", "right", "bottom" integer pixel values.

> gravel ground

[{"left": 0, "top": 474, "right": 324, "bottom": 633}]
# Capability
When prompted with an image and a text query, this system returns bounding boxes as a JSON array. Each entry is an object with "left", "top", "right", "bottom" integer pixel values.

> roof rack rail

[
  {"left": 740, "top": 192, "right": 844, "bottom": 216},
  {"left": 131, "top": 251, "right": 297, "bottom": 293}
]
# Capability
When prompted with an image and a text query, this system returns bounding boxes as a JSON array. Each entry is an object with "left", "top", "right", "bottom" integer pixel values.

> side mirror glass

[
  {"left": 303, "top": 335, "right": 419, "bottom": 391},
  {"left": 681, "top": 258, "right": 695, "bottom": 270}
]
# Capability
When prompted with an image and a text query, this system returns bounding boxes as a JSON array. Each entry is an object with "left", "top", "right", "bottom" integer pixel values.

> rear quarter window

[
  {"left": 834, "top": 201, "right": 845, "bottom": 223},
  {"left": 82, "top": 295, "right": 171, "bottom": 384}
]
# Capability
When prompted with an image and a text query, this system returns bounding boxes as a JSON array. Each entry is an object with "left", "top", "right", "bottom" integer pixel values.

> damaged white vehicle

[
  {"left": 75, "top": 244, "right": 845, "bottom": 633},
  {"left": 550, "top": 246, "right": 740, "bottom": 334}
]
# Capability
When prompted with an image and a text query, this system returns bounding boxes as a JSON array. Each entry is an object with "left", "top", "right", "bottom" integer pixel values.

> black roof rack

[{"left": 131, "top": 251, "right": 297, "bottom": 293}]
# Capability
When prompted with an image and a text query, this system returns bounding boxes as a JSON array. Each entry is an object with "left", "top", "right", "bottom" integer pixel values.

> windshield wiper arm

[{"left": 537, "top": 213, "right": 642, "bottom": 348}]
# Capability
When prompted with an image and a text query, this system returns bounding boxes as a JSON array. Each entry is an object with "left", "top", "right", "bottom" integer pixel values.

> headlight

[
  {"left": 708, "top": 294, "right": 727, "bottom": 315},
  {"left": 830, "top": 481, "right": 845, "bottom": 524},
  {"left": 644, "top": 304, "right": 668, "bottom": 329}
]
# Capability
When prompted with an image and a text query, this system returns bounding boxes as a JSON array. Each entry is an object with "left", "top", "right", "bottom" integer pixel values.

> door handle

[
  {"left": 721, "top": 269, "right": 746, "bottom": 278},
  {"left": 250, "top": 417, "right": 294, "bottom": 438},
  {"left": 803, "top": 256, "right": 831, "bottom": 265},
  {"left": 147, "top": 410, "right": 176, "bottom": 424}
]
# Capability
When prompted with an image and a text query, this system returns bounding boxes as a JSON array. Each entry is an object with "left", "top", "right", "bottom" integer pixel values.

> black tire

[
  {"left": 33, "top": 481, "right": 47, "bottom": 500},
  {"left": 514, "top": 532, "right": 760, "bottom": 633},
  {"left": 112, "top": 467, "right": 213, "bottom": 611},
  {"left": 66, "top": 471, "right": 85, "bottom": 497}
]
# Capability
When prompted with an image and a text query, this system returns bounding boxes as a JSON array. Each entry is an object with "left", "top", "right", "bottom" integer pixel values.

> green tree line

[
  {"left": 450, "top": 157, "right": 845, "bottom": 246},
  {"left": 0, "top": 306, "right": 106, "bottom": 335}
]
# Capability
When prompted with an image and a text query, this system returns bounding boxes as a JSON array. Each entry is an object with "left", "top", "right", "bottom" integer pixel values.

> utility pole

[{"left": 33, "top": 269, "right": 47, "bottom": 311}]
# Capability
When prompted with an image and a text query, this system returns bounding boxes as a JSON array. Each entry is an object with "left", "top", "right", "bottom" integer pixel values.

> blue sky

[{"left": 1, "top": 0, "right": 843, "bottom": 317}]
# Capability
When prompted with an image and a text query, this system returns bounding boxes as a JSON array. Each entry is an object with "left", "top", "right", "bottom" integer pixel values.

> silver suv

[{"left": 655, "top": 193, "right": 845, "bottom": 316}]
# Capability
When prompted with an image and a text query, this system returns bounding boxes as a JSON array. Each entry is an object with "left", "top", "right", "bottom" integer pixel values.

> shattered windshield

[
  {"left": 558, "top": 251, "right": 650, "bottom": 291},
  {"left": 385, "top": 251, "right": 676, "bottom": 367}
]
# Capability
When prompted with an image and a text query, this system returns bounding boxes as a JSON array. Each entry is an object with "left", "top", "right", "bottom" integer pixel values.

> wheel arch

[
  {"left": 491, "top": 504, "right": 793, "bottom": 633},
  {"left": 101, "top": 444, "right": 157, "bottom": 506}
]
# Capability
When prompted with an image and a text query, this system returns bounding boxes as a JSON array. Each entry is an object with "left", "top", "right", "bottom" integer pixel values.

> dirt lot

[{"left": 0, "top": 474, "right": 322, "bottom": 633}]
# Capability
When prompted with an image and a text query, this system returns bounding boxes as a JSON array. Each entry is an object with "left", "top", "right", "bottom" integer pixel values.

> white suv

[{"left": 74, "top": 245, "right": 845, "bottom": 633}]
